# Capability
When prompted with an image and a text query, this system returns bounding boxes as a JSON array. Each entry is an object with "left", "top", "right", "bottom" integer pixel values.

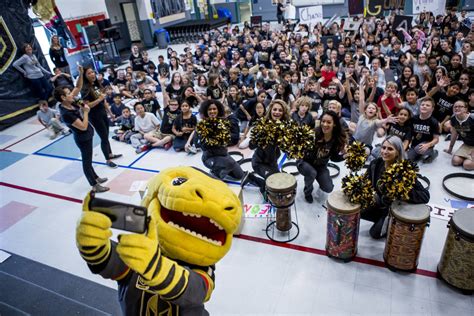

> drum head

[
  {"left": 266, "top": 172, "right": 297, "bottom": 192},
  {"left": 391, "top": 201, "right": 430, "bottom": 224},
  {"left": 442, "top": 173, "right": 474, "bottom": 200},
  {"left": 452, "top": 208, "right": 474, "bottom": 240},
  {"left": 327, "top": 190, "right": 360, "bottom": 214}
]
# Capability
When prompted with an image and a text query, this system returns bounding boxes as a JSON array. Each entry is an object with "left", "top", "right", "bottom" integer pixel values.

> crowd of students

[{"left": 15, "top": 8, "right": 473, "bottom": 203}]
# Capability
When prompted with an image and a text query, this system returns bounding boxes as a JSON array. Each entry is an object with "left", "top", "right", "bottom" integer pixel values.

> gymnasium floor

[{"left": 1, "top": 45, "right": 473, "bottom": 315}]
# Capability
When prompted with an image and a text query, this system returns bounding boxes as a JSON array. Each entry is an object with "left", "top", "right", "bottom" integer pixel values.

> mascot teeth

[
  {"left": 167, "top": 221, "right": 223, "bottom": 246},
  {"left": 209, "top": 219, "right": 224, "bottom": 231},
  {"left": 182, "top": 212, "right": 202, "bottom": 218}
]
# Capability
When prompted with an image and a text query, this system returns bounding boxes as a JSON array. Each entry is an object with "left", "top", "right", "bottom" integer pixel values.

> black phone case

[{"left": 89, "top": 194, "right": 147, "bottom": 233}]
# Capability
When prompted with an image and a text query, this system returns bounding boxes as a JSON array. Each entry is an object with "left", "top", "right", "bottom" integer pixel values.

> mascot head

[{"left": 142, "top": 167, "right": 241, "bottom": 266}]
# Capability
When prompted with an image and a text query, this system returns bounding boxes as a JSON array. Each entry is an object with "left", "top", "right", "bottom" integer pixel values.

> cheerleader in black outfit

[
  {"left": 363, "top": 135, "right": 430, "bottom": 239},
  {"left": 249, "top": 100, "right": 290, "bottom": 194},
  {"left": 199, "top": 100, "right": 251, "bottom": 183},
  {"left": 297, "top": 111, "right": 347, "bottom": 203}
]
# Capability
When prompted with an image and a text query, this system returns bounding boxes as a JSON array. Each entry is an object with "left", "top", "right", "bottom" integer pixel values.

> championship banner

[
  {"left": 413, "top": 0, "right": 446, "bottom": 16},
  {"left": 298, "top": 5, "right": 323, "bottom": 27}
]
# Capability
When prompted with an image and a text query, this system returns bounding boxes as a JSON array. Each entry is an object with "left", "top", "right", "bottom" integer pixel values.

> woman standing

[
  {"left": 129, "top": 44, "right": 144, "bottom": 72},
  {"left": 54, "top": 66, "right": 109, "bottom": 192},
  {"left": 297, "top": 110, "right": 347, "bottom": 203},
  {"left": 81, "top": 67, "right": 122, "bottom": 168},
  {"left": 49, "top": 35, "right": 70, "bottom": 74},
  {"left": 13, "top": 43, "right": 53, "bottom": 100},
  {"left": 363, "top": 136, "right": 430, "bottom": 239}
]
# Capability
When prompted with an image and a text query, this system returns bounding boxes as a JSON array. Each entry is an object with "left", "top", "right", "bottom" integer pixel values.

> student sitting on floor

[
  {"left": 141, "top": 88, "right": 161, "bottom": 119},
  {"left": 132, "top": 103, "right": 160, "bottom": 153},
  {"left": 144, "top": 99, "right": 180, "bottom": 151},
  {"left": 408, "top": 98, "right": 440, "bottom": 163},
  {"left": 109, "top": 94, "right": 126, "bottom": 125},
  {"left": 444, "top": 100, "right": 474, "bottom": 170},
  {"left": 37, "top": 99, "right": 70, "bottom": 139},
  {"left": 172, "top": 101, "right": 197, "bottom": 153},
  {"left": 291, "top": 96, "right": 315, "bottom": 128},
  {"left": 112, "top": 107, "right": 136, "bottom": 143}
]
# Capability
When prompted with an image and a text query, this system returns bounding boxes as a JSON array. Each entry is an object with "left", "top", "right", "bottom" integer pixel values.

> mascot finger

[
  {"left": 76, "top": 211, "right": 112, "bottom": 247},
  {"left": 117, "top": 233, "right": 159, "bottom": 275}
]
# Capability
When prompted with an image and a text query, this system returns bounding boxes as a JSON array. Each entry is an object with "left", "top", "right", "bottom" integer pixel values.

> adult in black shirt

[
  {"left": 82, "top": 67, "right": 122, "bottom": 168},
  {"left": 129, "top": 45, "right": 144, "bottom": 72},
  {"left": 54, "top": 66, "right": 109, "bottom": 192},
  {"left": 297, "top": 111, "right": 346, "bottom": 203},
  {"left": 276, "top": 0, "right": 286, "bottom": 25},
  {"left": 49, "top": 35, "right": 70, "bottom": 74}
]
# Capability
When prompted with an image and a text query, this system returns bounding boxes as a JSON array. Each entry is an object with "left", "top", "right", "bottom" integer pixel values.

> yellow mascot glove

[
  {"left": 76, "top": 192, "right": 113, "bottom": 265},
  {"left": 117, "top": 215, "right": 190, "bottom": 298},
  {"left": 116, "top": 214, "right": 160, "bottom": 279}
]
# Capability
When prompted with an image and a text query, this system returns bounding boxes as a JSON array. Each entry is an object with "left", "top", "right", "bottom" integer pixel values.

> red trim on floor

[
  {"left": 0, "top": 182, "right": 83, "bottom": 204},
  {"left": 1, "top": 128, "right": 46, "bottom": 151},
  {"left": 0, "top": 181, "right": 438, "bottom": 279}
]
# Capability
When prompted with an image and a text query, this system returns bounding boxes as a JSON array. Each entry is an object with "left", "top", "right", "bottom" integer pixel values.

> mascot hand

[
  {"left": 116, "top": 215, "right": 161, "bottom": 281},
  {"left": 76, "top": 192, "right": 112, "bottom": 265}
]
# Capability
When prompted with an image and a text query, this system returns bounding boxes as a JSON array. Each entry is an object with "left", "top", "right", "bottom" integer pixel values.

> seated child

[
  {"left": 291, "top": 96, "right": 316, "bottom": 128},
  {"left": 239, "top": 102, "right": 266, "bottom": 149},
  {"left": 408, "top": 98, "right": 440, "bottom": 163},
  {"left": 132, "top": 103, "right": 160, "bottom": 153},
  {"left": 444, "top": 100, "right": 474, "bottom": 170},
  {"left": 141, "top": 88, "right": 161, "bottom": 119},
  {"left": 144, "top": 99, "right": 180, "bottom": 150},
  {"left": 37, "top": 100, "right": 70, "bottom": 139},
  {"left": 172, "top": 101, "right": 197, "bottom": 153},
  {"left": 112, "top": 107, "right": 136, "bottom": 143},
  {"left": 109, "top": 94, "right": 126, "bottom": 125}
]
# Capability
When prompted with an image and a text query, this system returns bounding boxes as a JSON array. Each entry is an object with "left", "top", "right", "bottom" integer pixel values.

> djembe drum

[
  {"left": 326, "top": 190, "right": 361, "bottom": 261},
  {"left": 265, "top": 172, "right": 297, "bottom": 231},
  {"left": 383, "top": 202, "right": 430, "bottom": 272},
  {"left": 438, "top": 208, "right": 474, "bottom": 293}
]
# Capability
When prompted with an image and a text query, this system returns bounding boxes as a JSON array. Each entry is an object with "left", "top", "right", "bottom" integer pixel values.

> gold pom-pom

[
  {"left": 345, "top": 141, "right": 367, "bottom": 172},
  {"left": 342, "top": 173, "right": 375, "bottom": 209},
  {"left": 279, "top": 121, "right": 315, "bottom": 159},
  {"left": 196, "top": 117, "right": 231, "bottom": 147},
  {"left": 377, "top": 160, "right": 419, "bottom": 201},
  {"left": 250, "top": 118, "right": 286, "bottom": 148}
]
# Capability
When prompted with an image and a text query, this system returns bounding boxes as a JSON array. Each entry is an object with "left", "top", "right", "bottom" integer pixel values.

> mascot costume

[{"left": 76, "top": 167, "right": 242, "bottom": 315}]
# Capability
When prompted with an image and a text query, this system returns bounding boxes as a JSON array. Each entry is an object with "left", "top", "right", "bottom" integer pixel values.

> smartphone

[{"left": 89, "top": 192, "right": 148, "bottom": 233}]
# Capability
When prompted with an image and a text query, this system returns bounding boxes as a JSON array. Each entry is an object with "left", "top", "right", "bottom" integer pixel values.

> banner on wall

[
  {"left": 365, "top": 0, "right": 385, "bottom": 17},
  {"left": 298, "top": 5, "right": 323, "bottom": 26},
  {"left": 348, "top": 0, "right": 364, "bottom": 15},
  {"left": 412, "top": 0, "right": 446, "bottom": 16}
]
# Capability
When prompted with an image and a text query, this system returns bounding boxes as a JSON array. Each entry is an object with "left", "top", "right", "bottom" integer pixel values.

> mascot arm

[{"left": 168, "top": 267, "right": 215, "bottom": 304}]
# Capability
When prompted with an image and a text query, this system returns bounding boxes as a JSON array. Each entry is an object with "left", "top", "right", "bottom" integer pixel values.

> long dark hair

[
  {"left": 315, "top": 110, "right": 347, "bottom": 152},
  {"left": 82, "top": 67, "right": 103, "bottom": 100}
]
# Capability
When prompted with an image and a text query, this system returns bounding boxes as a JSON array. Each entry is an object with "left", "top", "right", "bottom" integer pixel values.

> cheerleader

[
  {"left": 198, "top": 100, "right": 250, "bottom": 183},
  {"left": 297, "top": 111, "right": 347, "bottom": 203},
  {"left": 363, "top": 135, "right": 430, "bottom": 239}
]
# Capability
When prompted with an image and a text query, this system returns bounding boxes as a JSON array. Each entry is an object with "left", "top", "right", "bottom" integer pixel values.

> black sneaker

[
  {"left": 305, "top": 194, "right": 313, "bottom": 203},
  {"left": 423, "top": 150, "right": 438, "bottom": 163},
  {"left": 96, "top": 177, "right": 108, "bottom": 184},
  {"left": 106, "top": 161, "right": 118, "bottom": 168},
  {"left": 112, "top": 136, "right": 119, "bottom": 141}
]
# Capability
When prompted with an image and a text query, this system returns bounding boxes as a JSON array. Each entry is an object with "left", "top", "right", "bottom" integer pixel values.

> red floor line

[
  {"left": 0, "top": 182, "right": 83, "bottom": 204},
  {"left": 0, "top": 181, "right": 438, "bottom": 279},
  {"left": 1, "top": 128, "right": 46, "bottom": 150}
]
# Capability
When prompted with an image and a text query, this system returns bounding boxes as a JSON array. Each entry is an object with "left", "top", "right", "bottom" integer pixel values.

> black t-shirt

[
  {"left": 81, "top": 82, "right": 105, "bottom": 115},
  {"left": 305, "top": 91, "right": 323, "bottom": 112},
  {"left": 227, "top": 96, "right": 241, "bottom": 112},
  {"left": 433, "top": 91, "right": 460, "bottom": 122},
  {"left": 277, "top": 3, "right": 284, "bottom": 15},
  {"left": 304, "top": 136, "right": 341, "bottom": 167},
  {"left": 157, "top": 63, "right": 170, "bottom": 78},
  {"left": 387, "top": 122, "right": 412, "bottom": 143},
  {"left": 160, "top": 108, "right": 180, "bottom": 134},
  {"left": 129, "top": 53, "right": 144, "bottom": 72},
  {"left": 291, "top": 112, "right": 315, "bottom": 128},
  {"left": 173, "top": 113, "right": 197, "bottom": 138},
  {"left": 60, "top": 103, "right": 94, "bottom": 142},
  {"left": 450, "top": 114, "right": 474, "bottom": 146},
  {"left": 322, "top": 94, "right": 347, "bottom": 110},
  {"left": 447, "top": 65, "right": 462, "bottom": 82},
  {"left": 166, "top": 84, "right": 184, "bottom": 100},
  {"left": 237, "top": 97, "right": 258, "bottom": 121},
  {"left": 142, "top": 98, "right": 161, "bottom": 115},
  {"left": 113, "top": 78, "right": 127, "bottom": 86},
  {"left": 207, "top": 86, "right": 223, "bottom": 100},
  {"left": 411, "top": 115, "right": 440, "bottom": 147}
]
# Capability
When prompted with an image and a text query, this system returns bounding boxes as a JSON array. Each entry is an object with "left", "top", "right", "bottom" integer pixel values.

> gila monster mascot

[{"left": 76, "top": 167, "right": 242, "bottom": 315}]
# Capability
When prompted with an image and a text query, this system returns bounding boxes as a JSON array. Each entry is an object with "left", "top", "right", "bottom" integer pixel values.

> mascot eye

[{"left": 172, "top": 177, "right": 188, "bottom": 186}]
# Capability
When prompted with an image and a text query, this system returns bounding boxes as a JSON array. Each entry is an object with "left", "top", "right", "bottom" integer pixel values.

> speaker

[
  {"left": 97, "top": 19, "right": 112, "bottom": 32},
  {"left": 83, "top": 25, "right": 101, "bottom": 44}
]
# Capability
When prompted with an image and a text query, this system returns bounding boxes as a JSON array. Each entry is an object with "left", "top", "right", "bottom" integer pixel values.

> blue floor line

[
  {"left": 33, "top": 135, "right": 69, "bottom": 155},
  {"left": 32, "top": 152, "right": 243, "bottom": 185},
  {"left": 127, "top": 148, "right": 153, "bottom": 168}
]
